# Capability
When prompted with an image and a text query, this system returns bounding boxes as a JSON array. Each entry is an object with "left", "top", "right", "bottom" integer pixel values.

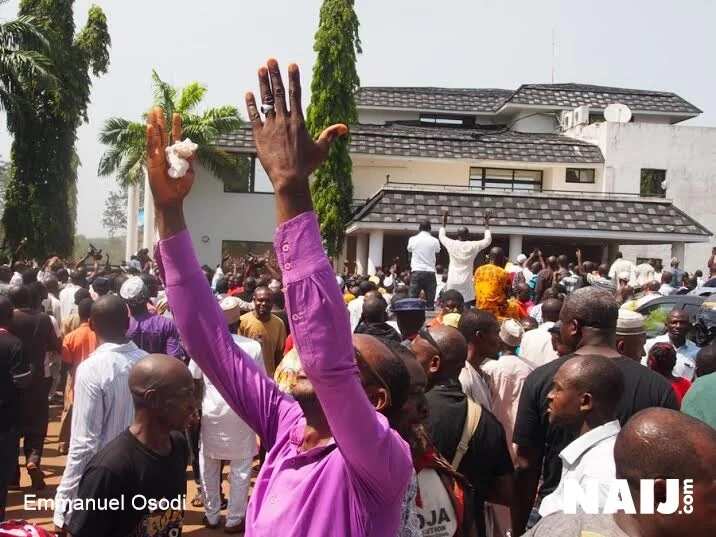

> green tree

[
  {"left": 2, "top": 1, "right": 110, "bottom": 258},
  {"left": 306, "top": 0, "right": 361, "bottom": 257},
  {"left": 0, "top": 0, "right": 55, "bottom": 114},
  {"left": 102, "top": 188, "right": 127, "bottom": 238},
  {"left": 98, "top": 70, "right": 242, "bottom": 188}
]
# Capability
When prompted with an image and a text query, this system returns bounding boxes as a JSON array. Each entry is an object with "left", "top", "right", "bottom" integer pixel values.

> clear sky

[{"left": 1, "top": 0, "right": 714, "bottom": 237}]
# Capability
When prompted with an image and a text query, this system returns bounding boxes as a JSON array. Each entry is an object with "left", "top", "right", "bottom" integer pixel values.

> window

[
  {"left": 221, "top": 240, "right": 273, "bottom": 260},
  {"left": 419, "top": 113, "right": 475, "bottom": 127},
  {"left": 566, "top": 168, "right": 596, "bottom": 184},
  {"left": 469, "top": 167, "right": 542, "bottom": 191},
  {"left": 223, "top": 155, "right": 273, "bottom": 193},
  {"left": 640, "top": 169, "right": 667, "bottom": 197}
]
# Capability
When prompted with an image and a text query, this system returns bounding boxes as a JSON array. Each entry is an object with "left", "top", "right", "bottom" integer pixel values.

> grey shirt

[{"left": 523, "top": 512, "right": 630, "bottom": 537}]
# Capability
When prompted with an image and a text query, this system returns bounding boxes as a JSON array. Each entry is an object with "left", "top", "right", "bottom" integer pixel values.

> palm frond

[
  {"left": 196, "top": 146, "right": 243, "bottom": 183},
  {"left": 116, "top": 146, "right": 146, "bottom": 188},
  {"left": 180, "top": 121, "right": 218, "bottom": 145},
  {"left": 98, "top": 117, "right": 145, "bottom": 147},
  {"left": 0, "top": 15, "right": 50, "bottom": 50},
  {"left": 97, "top": 146, "right": 125, "bottom": 177},
  {"left": 151, "top": 69, "right": 175, "bottom": 116},
  {"left": 176, "top": 82, "right": 207, "bottom": 114},
  {"left": 200, "top": 106, "right": 242, "bottom": 134}
]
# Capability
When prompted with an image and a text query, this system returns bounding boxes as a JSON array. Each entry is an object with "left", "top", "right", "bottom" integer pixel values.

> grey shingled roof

[
  {"left": 216, "top": 124, "right": 603, "bottom": 164},
  {"left": 355, "top": 84, "right": 701, "bottom": 116},
  {"left": 349, "top": 123, "right": 604, "bottom": 163},
  {"left": 216, "top": 124, "right": 604, "bottom": 164},
  {"left": 356, "top": 87, "right": 513, "bottom": 113},
  {"left": 505, "top": 83, "right": 701, "bottom": 114},
  {"left": 351, "top": 187, "right": 711, "bottom": 237}
]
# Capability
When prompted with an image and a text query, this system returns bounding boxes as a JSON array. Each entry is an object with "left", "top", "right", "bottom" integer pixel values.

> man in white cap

[
  {"left": 481, "top": 318, "right": 532, "bottom": 462},
  {"left": 439, "top": 209, "right": 491, "bottom": 306},
  {"left": 121, "top": 276, "right": 184, "bottom": 358},
  {"left": 615, "top": 310, "right": 647, "bottom": 361},
  {"left": 190, "top": 296, "right": 264, "bottom": 532}
]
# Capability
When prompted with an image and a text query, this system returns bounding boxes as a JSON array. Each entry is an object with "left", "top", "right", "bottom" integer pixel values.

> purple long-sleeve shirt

[
  {"left": 156, "top": 211, "right": 411, "bottom": 537},
  {"left": 127, "top": 311, "right": 184, "bottom": 359}
]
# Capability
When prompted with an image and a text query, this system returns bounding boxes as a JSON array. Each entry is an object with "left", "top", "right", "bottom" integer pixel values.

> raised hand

[{"left": 245, "top": 59, "right": 347, "bottom": 222}]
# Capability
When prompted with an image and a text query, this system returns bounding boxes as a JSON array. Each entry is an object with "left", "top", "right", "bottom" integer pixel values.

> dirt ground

[{"left": 5, "top": 402, "right": 241, "bottom": 536}]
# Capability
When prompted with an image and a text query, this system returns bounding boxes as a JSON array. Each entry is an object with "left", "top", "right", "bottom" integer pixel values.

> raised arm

[
  {"left": 245, "top": 59, "right": 410, "bottom": 502},
  {"left": 146, "top": 107, "right": 296, "bottom": 446}
]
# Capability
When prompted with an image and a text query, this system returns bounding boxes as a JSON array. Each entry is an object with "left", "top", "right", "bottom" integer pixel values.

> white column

[
  {"left": 601, "top": 244, "right": 610, "bottom": 266},
  {"left": 608, "top": 242, "right": 620, "bottom": 263},
  {"left": 671, "top": 242, "right": 685, "bottom": 266},
  {"left": 508, "top": 234, "right": 523, "bottom": 262},
  {"left": 367, "top": 230, "right": 384, "bottom": 276},
  {"left": 125, "top": 183, "right": 139, "bottom": 261},
  {"left": 142, "top": 170, "right": 155, "bottom": 250},
  {"left": 356, "top": 234, "right": 368, "bottom": 276}
]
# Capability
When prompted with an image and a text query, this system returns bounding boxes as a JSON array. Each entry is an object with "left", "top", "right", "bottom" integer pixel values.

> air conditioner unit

[
  {"left": 574, "top": 105, "right": 590, "bottom": 126},
  {"left": 560, "top": 110, "right": 574, "bottom": 131}
]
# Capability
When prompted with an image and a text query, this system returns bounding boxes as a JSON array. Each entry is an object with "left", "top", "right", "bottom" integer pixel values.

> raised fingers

[
  {"left": 245, "top": 92, "right": 263, "bottom": 129},
  {"left": 171, "top": 113, "right": 182, "bottom": 144},
  {"left": 266, "top": 58, "right": 287, "bottom": 117},
  {"left": 151, "top": 106, "right": 168, "bottom": 148},
  {"left": 288, "top": 63, "right": 303, "bottom": 121}
]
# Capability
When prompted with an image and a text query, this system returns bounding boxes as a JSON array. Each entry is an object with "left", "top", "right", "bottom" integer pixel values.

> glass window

[
  {"left": 640, "top": 169, "right": 667, "bottom": 197},
  {"left": 223, "top": 154, "right": 255, "bottom": 193},
  {"left": 566, "top": 168, "right": 596, "bottom": 183},
  {"left": 469, "top": 167, "right": 543, "bottom": 191}
]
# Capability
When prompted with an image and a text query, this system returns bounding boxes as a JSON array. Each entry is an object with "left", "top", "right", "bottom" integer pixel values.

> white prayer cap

[
  {"left": 268, "top": 278, "right": 282, "bottom": 292},
  {"left": 120, "top": 276, "right": 146, "bottom": 302},
  {"left": 499, "top": 319, "right": 524, "bottom": 347},
  {"left": 616, "top": 310, "right": 645, "bottom": 336},
  {"left": 516, "top": 254, "right": 528, "bottom": 264},
  {"left": 219, "top": 296, "right": 242, "bottom": 325}
]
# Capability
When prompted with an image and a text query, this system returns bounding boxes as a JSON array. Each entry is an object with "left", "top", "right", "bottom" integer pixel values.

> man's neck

[
  {"left": 255, "top": 311, "right": 271, "bottom": 323},
  {"left": 579, "top": 413, "right": 614, "bottom": 436},
  {"left": 576, "top": 331, "right": 621, "bottom": 358},
  {"left": 98, "top": 335, "right": 130, "bottom": 346},
  {"left": 130, "top": 416, "right": 173, "bottom": 456},
  {"left": 299, "top": 401, "right": 332, "bottom": 452},
  {"left": 669, "top": 334, "right": 686, "bottom": 348}
]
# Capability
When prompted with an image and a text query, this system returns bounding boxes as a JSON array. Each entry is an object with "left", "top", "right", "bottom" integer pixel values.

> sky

[{"left": 1, "top": 0, "right": 715, "bottom": 237}]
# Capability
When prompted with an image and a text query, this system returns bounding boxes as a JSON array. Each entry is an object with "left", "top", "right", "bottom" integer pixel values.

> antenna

[{"left": 551, "top": 28, "right": 558, "bottom": 83}]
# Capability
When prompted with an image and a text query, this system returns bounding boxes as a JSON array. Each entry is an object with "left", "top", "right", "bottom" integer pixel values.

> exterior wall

[
  {"left": 183, "top": 163, "right": 276, "bottom": 265},
  {"left": 568, "top": 122, "right": 716, "bottom": 272},
  {"left": 509, "top": 112, "right": 558, "bottom": 133}
]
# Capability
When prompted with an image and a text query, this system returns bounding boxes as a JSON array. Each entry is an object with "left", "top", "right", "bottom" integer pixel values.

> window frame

[
  {"left": 640, "top": 168, "right": 667, "bottom": 198},
  {"left": 468, "top": 167, "right": 543, "bottom": 192},
  {"left": 565, "top": 168, "right": 596, "bottom": 184}
]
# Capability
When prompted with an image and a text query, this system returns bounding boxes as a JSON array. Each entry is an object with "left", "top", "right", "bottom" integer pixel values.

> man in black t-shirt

[
  {"left": 512, "top": 287, "right": 678, "bottom": 535},
  {"left": 0, "top": 296, "right": 30, "bottom": 521},
  {"left": 412, "top": 325, "right": 514, "bottom": 537},
  {"left": 8, "top": 285, "right": 60, "bottom": 490},
  {"left": 66, "top": 354, "right": 195, "bottom": 537}
]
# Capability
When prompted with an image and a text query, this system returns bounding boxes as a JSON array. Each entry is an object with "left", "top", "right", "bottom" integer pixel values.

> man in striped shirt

[{"left": 53, "top": 295, "right": 148, "bottom": 535}]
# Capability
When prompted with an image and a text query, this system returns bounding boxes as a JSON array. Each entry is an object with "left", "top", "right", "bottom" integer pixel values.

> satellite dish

[{"left": 604, "top": 103, "right": 632, "bottom": 123}]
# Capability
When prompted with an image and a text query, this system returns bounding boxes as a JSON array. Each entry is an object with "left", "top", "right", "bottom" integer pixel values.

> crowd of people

[{"left": 1, "top": 60, "right": 716, "bottom": 537}]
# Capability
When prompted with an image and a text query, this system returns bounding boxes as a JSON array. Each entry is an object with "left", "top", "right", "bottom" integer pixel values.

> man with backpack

[{"left": 411, "top": 325, "right": 514, "bottom": 537}]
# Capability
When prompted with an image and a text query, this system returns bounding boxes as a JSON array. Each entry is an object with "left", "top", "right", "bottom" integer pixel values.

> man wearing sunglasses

[
  {"left": 411, "top": 325, "right": 514, "bottom": 537},
  {"left": 145, "top": 60, "right": 412, "bottom": 537}
]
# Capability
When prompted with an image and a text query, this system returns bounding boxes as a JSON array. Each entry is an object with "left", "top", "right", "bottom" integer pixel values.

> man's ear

[
  {"left": 370, "top": 387, "right": 390, "bottom": 413},
  {"left": 616, "top": 339, "right": 625, "bottom": 354},
  {"left": 579, "top": 392, "right": 593, "bottom": 413},
  {"left": 429, "top": 354, "right": 441, "bottom": 376}
]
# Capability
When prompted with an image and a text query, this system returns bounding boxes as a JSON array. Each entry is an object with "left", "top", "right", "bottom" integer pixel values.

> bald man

[
  {"left": 539, "top": 355, "right": 624, "bottom": 517},
  {"left": 512, "top": 287, "right": 677, "bottom": 535},
  {"left": 412, "top": 324, "right": 513, "bottom": 537},
  {"left": 354, "top": 292, "right": 401, "bottom": 343},
  {"left": 66, "top": 355, "right": 195, "bottom": 537},
  {"left": 525, "top": 408, "right": 716, "bottom": 537},
  {"left": 54, "top": 295, "right": 148, "bottom": 534}
]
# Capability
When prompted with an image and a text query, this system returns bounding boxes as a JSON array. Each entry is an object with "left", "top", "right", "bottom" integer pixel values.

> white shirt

[
  {"left": 608, "top": 258, "right": 635, "bottom": 283},
  {"left": 211, "top": 266, "right": 224, "bottom": 291},
  {"left": 438, "top": 227, "right": 491, "bottom": 303},
  {"left": 190, "top": 334, "right": 263, "bottom": 460},
  {"left": 539, "top": 420, "right": 621, "bottom": 517},
  {"left": 10, "top": 271, "right": 23, "bottom": 287},
  {"left": 643, "top": 334, "right": 700, "bottom": 381},
  {"left": 407, "top": 231, "right": 440, "bottom": 273},
  {"left": 458, "top": 361, "right": 492, "bottom": 411},
  {"left": 634, "top": 263, "right": 656, "bottom": 286},
  {"left": 43, "top": 293, "right": 62, "bottom": 326},
  {"left": 53, "top": 341, "right": 148, "bottom": 527},
  {"left": 519, "top": 321, "right": 559, "bottom": 369},
  {"left": 59, "top": 283, "right": 80, "bottom": 321},
  {"left": 659, "top": 283, "right": 676, "bottom": 296},
  {"left": 348, "top": 295, "right": 365, "bottom": 333}
]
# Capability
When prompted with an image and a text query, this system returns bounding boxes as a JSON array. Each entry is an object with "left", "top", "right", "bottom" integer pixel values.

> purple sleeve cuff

[{"left": 274, "top": 212, "right": 332, "bottom": 285}]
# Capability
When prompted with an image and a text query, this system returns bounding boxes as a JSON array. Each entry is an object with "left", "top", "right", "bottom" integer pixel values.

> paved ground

[{"left": 5, "top": 403, "right": 240, "bottom": 536}]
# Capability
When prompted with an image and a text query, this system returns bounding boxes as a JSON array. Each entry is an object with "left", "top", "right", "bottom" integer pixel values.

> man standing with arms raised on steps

[
  {"left": 439, "top": 209, "right": 492, "bottom": 307},
  {"left": 407, "top": 220, "right": 441, "bottom": 310},
  {"left": 145, "top": 59, "right": 411, "bottom": 537}
]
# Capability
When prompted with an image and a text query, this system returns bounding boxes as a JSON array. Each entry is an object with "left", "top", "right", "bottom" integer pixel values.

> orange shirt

[{"left": 62, "top": 322, "right": 98, "bottom": 366}]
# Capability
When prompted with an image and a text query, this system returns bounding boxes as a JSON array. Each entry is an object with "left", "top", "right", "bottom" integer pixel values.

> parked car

[
  {"left": 693, "top": 301, "right": 716, "bottom": 347},
  {"left": 688, "top": 287, "right": 716, "bottom": 298},
  {"left": 636, "top": 295, "right": 705, "bottom": 340}
]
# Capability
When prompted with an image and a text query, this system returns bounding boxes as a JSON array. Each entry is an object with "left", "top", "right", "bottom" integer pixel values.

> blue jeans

[{"left": 0, "top": 428, "right": 19, "bottom": 521}]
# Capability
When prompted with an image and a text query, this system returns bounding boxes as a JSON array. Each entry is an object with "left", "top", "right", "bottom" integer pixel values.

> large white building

[{"left": 129, "top": 82, "right": 713, "bottom": 274}]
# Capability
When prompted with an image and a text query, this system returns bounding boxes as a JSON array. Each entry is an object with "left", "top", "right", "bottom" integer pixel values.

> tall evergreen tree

[
  {"left": 306, "top": 0, "right": 361, "bottom": 257},
  {"left": 2, "top": 1, "right": 110, "bottom": 258}
]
